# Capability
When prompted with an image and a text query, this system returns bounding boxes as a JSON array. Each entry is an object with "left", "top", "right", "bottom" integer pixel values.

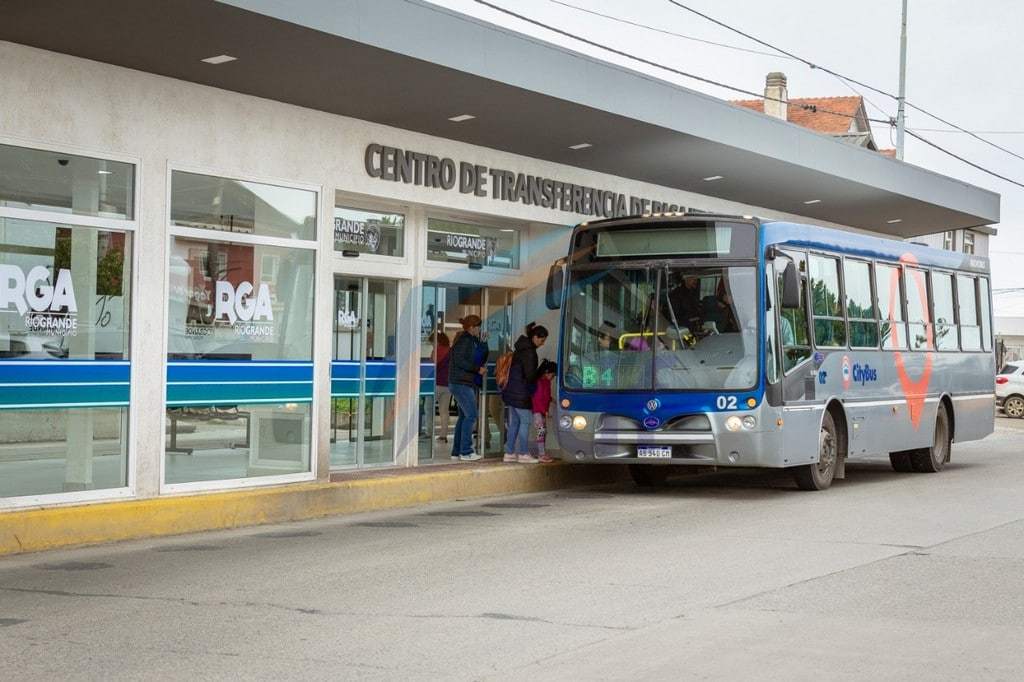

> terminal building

[{"left": 0, "top": 0, "right": 999, "bottom": 511}]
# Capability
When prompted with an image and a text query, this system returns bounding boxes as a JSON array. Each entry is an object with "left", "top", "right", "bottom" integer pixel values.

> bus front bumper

[{"left": 555, "top": 411, "right": 789, "bottom": 468}]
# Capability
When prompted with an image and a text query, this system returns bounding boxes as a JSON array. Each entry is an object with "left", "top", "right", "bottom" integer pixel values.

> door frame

[{"left": 329, "top": 273, "right": 404, "bottom": 471}]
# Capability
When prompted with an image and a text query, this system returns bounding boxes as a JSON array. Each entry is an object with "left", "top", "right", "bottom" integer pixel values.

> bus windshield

[{"left": 564, "top": 265, "right": 758, "bottom": 391}]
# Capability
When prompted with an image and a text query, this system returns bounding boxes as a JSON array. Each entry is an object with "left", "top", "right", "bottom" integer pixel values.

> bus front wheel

[
  {"left": 910, "top": 406, "right": 951, "bottom": 473},
  {"left": 629, "top": 464, "right": 669, "bottom": 487},
  {"left": 793, "top": 411, "right": 838, "bottom": 491}
]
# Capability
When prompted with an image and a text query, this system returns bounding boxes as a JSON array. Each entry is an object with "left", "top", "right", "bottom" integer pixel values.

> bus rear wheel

[
  {"left": 889, "top": 451, "right": 915, "bottom": 472},
  {"left": 629, "top": 464, "right": 670, "bottom": 487},
  {"left": 793, "top": 411, "right": 838, "bottom": 491},
  {"left": 911, "top": 406, "right": 951, "bottom": 473}
]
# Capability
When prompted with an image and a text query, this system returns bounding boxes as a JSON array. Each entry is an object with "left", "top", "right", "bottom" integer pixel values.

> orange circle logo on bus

[{"left": 888, "top": 253, "right": 934, "bottom": 430}]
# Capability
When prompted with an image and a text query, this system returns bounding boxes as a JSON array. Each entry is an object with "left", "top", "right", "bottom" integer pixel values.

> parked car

[{"left": 996, "top": 364, "right": 1024, "bottom": 418}]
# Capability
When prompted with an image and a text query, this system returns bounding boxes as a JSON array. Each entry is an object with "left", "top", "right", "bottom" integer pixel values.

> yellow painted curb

[{"left": 0, "top": 463, "right": 625, "bottom": 557}]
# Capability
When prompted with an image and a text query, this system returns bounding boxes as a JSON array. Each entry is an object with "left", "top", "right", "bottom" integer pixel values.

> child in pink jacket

[{"left": 532, "top": 360, "right": 557, "bottom": 463}]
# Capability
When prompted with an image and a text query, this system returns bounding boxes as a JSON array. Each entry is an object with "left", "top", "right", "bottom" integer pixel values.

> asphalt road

[{"left": 2, "top": 418, "right": 1024, "bottom": 681}]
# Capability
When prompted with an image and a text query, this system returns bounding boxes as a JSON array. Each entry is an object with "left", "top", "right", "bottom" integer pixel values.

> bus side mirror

[
  {"left": 781, "top": 261, "right": 801, "bottom": 309},
  {"left": 546, "top": 258, "right": 566, "bottom": 310}
]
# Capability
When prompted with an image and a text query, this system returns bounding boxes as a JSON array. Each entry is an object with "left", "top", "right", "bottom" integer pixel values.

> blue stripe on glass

[
  {"left": 0, "top": 360, "right": 130, "bottom": 409},
  {"left": 166, "top": 360, "right": 313, "bottom": 406}
]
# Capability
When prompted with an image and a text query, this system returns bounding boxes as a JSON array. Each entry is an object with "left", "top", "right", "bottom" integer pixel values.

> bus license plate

[{"left": 637, "top": 446, "right": 672, "bottom": 459}]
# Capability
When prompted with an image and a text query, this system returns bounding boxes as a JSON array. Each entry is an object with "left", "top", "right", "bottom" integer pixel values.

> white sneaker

[
  {"left": 460, "top": 452, "right": 483, "bottom": 461},
  {"left": 503, "top": 453, "right": 518, "bottom": 463},
  {"left": 517, "top": 454, "right": 539, "bottom": 464}
]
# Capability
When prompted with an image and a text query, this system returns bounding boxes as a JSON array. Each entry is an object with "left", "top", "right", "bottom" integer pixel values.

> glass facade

[
  {"left": 0, "top": 145, "right": 134, "bottom": 501},
  {"left": 330, "top": 276, "right": 399, "bottom": 468},
  {"left": 0, "top": 144, "right": 134, "bottom": 220},
  {"left": 165, "top": 174, "right": 316, "bottom": 486},
  {"left": 171, "top": 171, "right": 316, "bottom": 241},
  {"left": 427, "top": 219, "right": 520, "bottom": 269},
  {"left": 334, "top": 206, "right": 405, "bottom": 257}
]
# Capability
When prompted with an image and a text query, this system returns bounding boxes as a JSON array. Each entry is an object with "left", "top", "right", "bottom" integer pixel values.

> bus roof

[{"left": 762, "top": 220, "right": 989, "bottom": 274}]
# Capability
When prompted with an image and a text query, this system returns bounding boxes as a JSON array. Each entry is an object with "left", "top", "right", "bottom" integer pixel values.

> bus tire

[
  {"left": 911, "top": 405, "right": 951, "bottom": 473},
  {"left": 629, "top": 464, "right": 669, "bottom": 487},
  {"left": 889, "top": 451, "right": 915, "bottom": 472},
  {"left": 793, "top": 410, "right": 838, "bottom": 491}
]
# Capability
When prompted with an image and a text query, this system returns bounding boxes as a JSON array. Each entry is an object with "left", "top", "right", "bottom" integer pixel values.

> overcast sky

[{"left": 430, "top": 0, "right": 1024, "bottom": 309}]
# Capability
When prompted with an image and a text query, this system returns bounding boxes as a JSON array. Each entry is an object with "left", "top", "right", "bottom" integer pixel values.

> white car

[{"left": 996, "top": 364, "right": 1024, "bottom": 418}]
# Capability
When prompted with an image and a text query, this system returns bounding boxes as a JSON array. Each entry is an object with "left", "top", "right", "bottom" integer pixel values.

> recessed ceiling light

[
  {"left": 569, "top": 143, "right": 592, "bottom": 150},
  {"left": 887, "top": 218, "right": 903, "bottom": 224},
  {"left": 499, "top": 229, "right": 516, "bottom": 232},
  {"left": 97, "top": 170, "right": 112, "bottom": 175},
  {"left": 702, "top": 175, "right": 724, "bottom": 182},
  {"left": 803, "top": 199, "right": 821, "bottom": 205},
  {"left": 201, "top": 54, "right": 237, "bottom": 65},
  {"left": 448, "top": 114, "right": 475, "bottom": 122}
]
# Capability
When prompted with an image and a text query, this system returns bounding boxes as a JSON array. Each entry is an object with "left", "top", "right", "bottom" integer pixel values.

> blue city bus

[{"left": 545, "top": 214, "right": 995, "bottom": 490}]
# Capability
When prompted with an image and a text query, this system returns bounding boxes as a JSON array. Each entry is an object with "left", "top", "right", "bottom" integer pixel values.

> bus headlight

[
  {"left": 725, "top": 416, "right": 743, "bottom": 432},
  {"left": 742, "top": 415, "right": 757, "bottom": 430},
  {"left": 572, "top": 415, "right": 588, "bottom": 431},
  {"left": 559, "top": 415, "right": 573, "bottom": 430}
]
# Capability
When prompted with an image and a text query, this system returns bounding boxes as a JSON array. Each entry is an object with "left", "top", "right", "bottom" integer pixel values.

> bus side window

[
  {"left": 809, "top": 254, "right": 847, "bottom": 348},
  {"left": 876, "top": 263, "right": 907, "bottom": 349},
  {"left": 844, "top": 259, "right": 878, "bottom": 348},
  {"left": 776, "top": 253, "right": 811, "bottom": 373},
  {"left": 979, "top": 277, "right": 993, "bottom": 351},
  {"left": 905, "top": 266, "right": 932, "bottom": 351},
  {"left": 956, "top": 275, "right": 981, "bottom": 351},
  {"left": 932, "top": 272, "right": 957, "bottom": 351}
]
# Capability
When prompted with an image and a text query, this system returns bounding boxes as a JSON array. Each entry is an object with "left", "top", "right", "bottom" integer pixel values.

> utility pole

[{"left": 896, "top": 0, "right": 908, "bottom": 160}]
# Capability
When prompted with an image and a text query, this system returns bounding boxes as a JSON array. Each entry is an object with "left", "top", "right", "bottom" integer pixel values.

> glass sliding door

[
  {"left": 418, "top": 284, "right": 514, "bottom": 461},
  {"left": 330, "top": 276, "right": 398, "bottom": 469},
  {"left": 482, "top": 288, "right": 513, "bottom": 457}
]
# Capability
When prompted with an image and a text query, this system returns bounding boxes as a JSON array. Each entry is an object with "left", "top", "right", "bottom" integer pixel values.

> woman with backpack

[
  {"left": 500, "top": 322, "right": 548, "bottom": 463},
  {"left": 449, "top": 315, "right": 488, "bottom": 461}
]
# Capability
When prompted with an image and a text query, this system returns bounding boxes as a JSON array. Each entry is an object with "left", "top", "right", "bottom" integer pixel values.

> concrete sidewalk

[{"left": 0, "top": 460, "right": 626, "bottom": 557}]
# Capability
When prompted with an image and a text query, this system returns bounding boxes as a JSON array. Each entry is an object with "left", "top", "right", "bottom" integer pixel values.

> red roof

[{"left": 732, "top": 96, "right": 863, "bottom": 135}]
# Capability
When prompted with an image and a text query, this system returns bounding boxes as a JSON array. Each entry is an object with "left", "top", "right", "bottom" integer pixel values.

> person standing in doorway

[
  {"left": 432, "top": 331, "right": 451, "bottom": 444},
  {"left": 449, "top": 316, "right": 487, "bottom": 461},
  {"left": 501, "top": 322, "right": 548, "bottom": 463}
]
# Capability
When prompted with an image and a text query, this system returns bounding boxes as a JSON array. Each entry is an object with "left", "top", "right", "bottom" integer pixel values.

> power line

[
  {"left": 547, "top": 0, "right": 797, "bottom": 60},
  {"left": 549, "top": 0, "right": 897, "bottom": 126},
  {"left": 903, "top": 129, "right": 1024, "bottom": 190},
  {"left": 473, "top": 0, "right": 1024, "bottom": 190},
  {"left": 664, "top": 0, "right": 895, "bottom": 99},
  {"left": 663, "top": 0, "right": 1024, "bottom": 166},
  {"left": 913, "top": 128, "right": 1024, "bottom": 135},
  {"left": 472, "top": 0, "right": 888, "bottom": 125}
]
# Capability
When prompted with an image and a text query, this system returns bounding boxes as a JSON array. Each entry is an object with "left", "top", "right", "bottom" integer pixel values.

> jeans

[
  {"left": 450, "top": 383, "right": 478, "bottom": 456},
  {"left": 505, "top": 406, "right": 532, "bottom": 454}
]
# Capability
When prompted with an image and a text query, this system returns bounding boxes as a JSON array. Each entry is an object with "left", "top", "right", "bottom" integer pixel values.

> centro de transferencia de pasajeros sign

[{"left": 364, "top": 143, "right": 686, "bottom": 219}]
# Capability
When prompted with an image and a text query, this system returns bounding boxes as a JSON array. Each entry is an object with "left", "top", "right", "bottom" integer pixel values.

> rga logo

[
  {"left": 0, "top": 265, "right": 78, "bottom": 336},
  {"left": 851, "top": 363, "right": 878, "bottom": 386},
  {"left": 337, "top": 309, "right": 360, "bottom": 329},
  {"left": 214, "top": 281, "right": 275, "bottom": 337}
]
